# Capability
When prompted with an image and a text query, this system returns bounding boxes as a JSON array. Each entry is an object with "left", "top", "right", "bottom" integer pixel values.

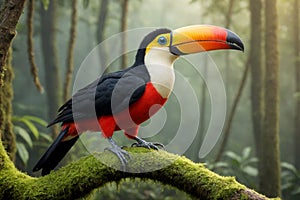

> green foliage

[
  {"left": 207, "top": 147, "right": 258, "bottom": 188},
  {"left": 207, "top": 148, "right": 300, "bottom": 199},
  {"left": 41, "top": 0, "right": 49, "bottom": 10},
  {"left": 281, "top": 162, "right": 300, "bottom": 199},
  {"left": 12, "top": 115, "right": 50, "bottom": 165},
  {"left": 94, "top": 178, "right": 193, "bottom": 200},
  {"left": 12, "top": 115, "right": 47, "bottom": 139},
  {"left": 14, "top": 126, "right": 32, "bottom": 148},
  {"left": 293, "top": 92, "right": 300, "bottom": 100},
  {"left": 15, "top": 142, "right": 28, "bottom": 165}
]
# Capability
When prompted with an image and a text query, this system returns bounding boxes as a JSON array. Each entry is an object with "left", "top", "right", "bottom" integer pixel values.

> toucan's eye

[{"left": 157, "top": 36, "right": 167, "bottom": 45}]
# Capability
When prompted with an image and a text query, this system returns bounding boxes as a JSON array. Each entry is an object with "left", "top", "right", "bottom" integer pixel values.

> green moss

[
  {"left": 0, "top": 145, "right": 275, "bottom": 200},
  {"left": 0, "top": 48, "right": 16, "bottom": 161}
]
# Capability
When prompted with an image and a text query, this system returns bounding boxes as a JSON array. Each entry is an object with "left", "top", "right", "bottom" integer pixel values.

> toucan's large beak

[{"left": 170, "top": 25, "right": 244, "bottom": 55}]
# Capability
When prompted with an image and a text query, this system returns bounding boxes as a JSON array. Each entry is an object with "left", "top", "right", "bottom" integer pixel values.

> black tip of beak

[{"left": 226, "top": 30, "right": 244, "bottom": 52}]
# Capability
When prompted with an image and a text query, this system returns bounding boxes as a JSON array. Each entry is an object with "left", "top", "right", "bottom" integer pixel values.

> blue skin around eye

[{"left": 158, "top": 36, "right": 167, "bottom": 45}]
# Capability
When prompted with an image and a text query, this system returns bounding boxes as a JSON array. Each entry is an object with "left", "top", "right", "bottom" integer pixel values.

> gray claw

[
  {"left": 152, "top": 142, "right": 165, "bottom": 150},
  {"left": 106, "top": 137, "right": 131, "bottom": 171},
  {"left": 132, "top": 137, "right": 165, "bottom": 150}
]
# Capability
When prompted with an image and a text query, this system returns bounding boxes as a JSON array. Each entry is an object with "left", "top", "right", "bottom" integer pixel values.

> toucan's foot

[
  {"left": 105, "top": 137, "right": 131, "bottom": 171},
  {"left": 131, "top": 137, "right": 165, "bottom": 150}
]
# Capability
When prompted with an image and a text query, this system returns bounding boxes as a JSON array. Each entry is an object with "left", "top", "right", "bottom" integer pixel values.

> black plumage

[
  {"left": 47, "top": 28, "right": 172, "bottom": 128},
  {"left": 33, "top": 127, "right": 79, "bottom": 175}
]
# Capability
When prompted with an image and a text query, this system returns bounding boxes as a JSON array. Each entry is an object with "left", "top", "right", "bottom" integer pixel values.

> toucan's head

[{"left": 135, "top": 25, "right": 244, "bottom": 65}]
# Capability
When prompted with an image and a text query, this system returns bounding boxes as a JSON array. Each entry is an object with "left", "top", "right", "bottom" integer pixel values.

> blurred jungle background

[{"left": 1, "top": 0, "right": 299, "bottom": 199}]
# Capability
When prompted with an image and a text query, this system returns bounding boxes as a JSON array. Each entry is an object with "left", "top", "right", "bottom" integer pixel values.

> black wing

[{"left": 48, "top": 65, "right": 150, "bottom": 127}]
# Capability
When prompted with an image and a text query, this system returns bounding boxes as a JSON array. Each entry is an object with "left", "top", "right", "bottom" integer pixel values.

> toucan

[{"left": 33, "top": 25, "right": 244, "bottom": 175}]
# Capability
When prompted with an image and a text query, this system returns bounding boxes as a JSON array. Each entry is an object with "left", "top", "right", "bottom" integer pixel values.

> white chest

[{"left": 145, "top": 48, "right": 178, "bottom": 98}]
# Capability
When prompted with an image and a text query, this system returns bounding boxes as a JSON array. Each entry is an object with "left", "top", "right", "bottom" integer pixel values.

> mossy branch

[{"left": 0, "top": 141, "right": 274, "bottom": 200}]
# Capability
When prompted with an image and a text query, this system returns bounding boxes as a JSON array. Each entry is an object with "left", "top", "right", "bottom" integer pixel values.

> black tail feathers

[{"left": 33, "top": 127, "right": 79, "bottom": 176}]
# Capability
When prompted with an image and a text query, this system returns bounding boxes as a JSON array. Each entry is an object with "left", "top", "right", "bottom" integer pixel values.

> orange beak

[{"left": 170, "top": 25, "right": 244, "bottom": 55}]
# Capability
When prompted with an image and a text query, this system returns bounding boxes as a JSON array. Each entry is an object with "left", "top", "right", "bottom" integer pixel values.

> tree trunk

[
  {"left": 63, "top": 0, "right": 78, "bottom": 101},
  {"left": 40, "top": 0, "right": 61, "bottom": 137},
  {"left": 0, "top": 48, "right": 15, "bottom": 161},
  {"left": 293, "top": 0, "right": 300, "bottom": 170},
  {"left": 0, "top": 0, "right": 26, "bottom": 85},
  {"left": 224, "top": 0, "right": 235, "bottom": 94},
  {"left": 260, "top": 0, "right": 281, "bottom": 197},
  {"left": 120, "top": 0, "right": 129, "bottom": 68},
  {"left": 249, "top": 0, "right": 264, "bottom": 189},
  {"left": 27, "top": 0, "right": 44, "bottom": 93},
  {"left": 0, "top": 0, "right": 27, "bottom": 161},
  {"left": 96, "top": 0, "right": 109, "bottom": 71}
]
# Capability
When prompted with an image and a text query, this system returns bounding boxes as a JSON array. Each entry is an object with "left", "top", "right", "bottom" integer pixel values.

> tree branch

[
  {"left": 0, "top": 0, "right": 27, "bottom": 86},
  {"left": 0, "top": 138, "right": 272, "bottom": 200}
]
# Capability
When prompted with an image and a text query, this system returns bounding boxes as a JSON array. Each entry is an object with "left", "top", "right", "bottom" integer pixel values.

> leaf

[
  {"left": 12, "top": 115, "right": 22, "bottom": 122},
  {"left": 247, "top": 157, "right": 258, "bottom": 163},
  {"left": 242, "top": 166, "right": 258, "bottom": 177},
  {"left": 39, "top": 132, "right": 53, "bottom": 143},
  {"left": 281, "top": 182, "right": 293, "bottom": 191},
  {"left": 19, "top": 118, "right": 39, "bottom": 139},
  {"left": 16, "top": 142, "right": 29, "bottom": 165},
  {"left": 242, "top": 147, "right": 251, "bottom": 160},
  {"left": 224, "top": 151, "right": 241, "bottom": 163},
  {"left": 292, "top": 187, "right": 300, "bottom": 195},
  {"left": 14, "top": 126, "right": 33, "bottom": 148},
  {"left": 281, "top": 162, "right": 298, "bottom": 175},
  {"left": 41, "top": 0, "right": 49, "bottom": 10},
  {"left": 243, "top": 157, "right": 258, "bottom": 167},
  {"left": 294, "top": 92, "right": 300, "bottom": 100},
  {"left": 213, "top": 162, "right": 229, "bottom": 169},
  {"left": 281, "top": 171, "right": 291, "bottom": 179},
  {"left": 23, "top": 115, "right": 47, "bottom": 127}
]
